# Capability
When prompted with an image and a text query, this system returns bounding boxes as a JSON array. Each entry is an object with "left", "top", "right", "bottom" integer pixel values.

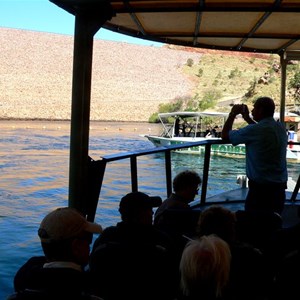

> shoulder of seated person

[{"left": 232, "top": 242, "right": 263, "bottom": 255}]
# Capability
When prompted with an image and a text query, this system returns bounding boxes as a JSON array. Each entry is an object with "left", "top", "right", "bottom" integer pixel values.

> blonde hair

[{"left": 179, "top": 234, "right": 231, "bottom": 298}]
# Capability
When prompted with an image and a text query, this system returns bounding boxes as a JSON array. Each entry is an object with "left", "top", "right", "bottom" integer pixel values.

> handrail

[
  {"left": 86, "top": 139, "right": 300, "bottom": 221},
  {"left": 100, "top": 139, "right": 226, "bottom": 200}
]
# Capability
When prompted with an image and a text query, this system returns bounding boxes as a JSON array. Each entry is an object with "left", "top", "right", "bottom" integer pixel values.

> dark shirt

[
  {"left": 224, "top": 242, "right": 271, "bottom": 300},
  {"left": 13, "top": 256, "right": 98, "bottom": 300},
  {"left": 90, "top": 221, "right": 178, "bottom": 300},
  {"left": 154, "top": 193, "right": 200, "bottom": 234},
  {"left": 92, "top": 221, "right": 174, "bottom": 250}
]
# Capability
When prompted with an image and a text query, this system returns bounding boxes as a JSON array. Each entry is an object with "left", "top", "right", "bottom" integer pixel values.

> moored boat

[{"left": 142, "top": 111, "right": 300, "bottom": 161}]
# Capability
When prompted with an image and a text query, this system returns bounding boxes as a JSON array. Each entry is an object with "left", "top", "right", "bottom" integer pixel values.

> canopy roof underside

[{"left": 51, "top": 0, "right": 300, "bottom": 54}]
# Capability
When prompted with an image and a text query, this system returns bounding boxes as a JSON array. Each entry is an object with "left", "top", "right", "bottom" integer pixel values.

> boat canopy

[
  {"left": 159, "top": 111, "right": 229, "bottom": 119},
  {"left": 159, "top": 111, "right": 300, "bottom": 121},
  {"left": 51, "top": 0, "right": 300, "bottom": 55},
  {"left": 274, "top": 112, "right": 299, "bottom": 119}
]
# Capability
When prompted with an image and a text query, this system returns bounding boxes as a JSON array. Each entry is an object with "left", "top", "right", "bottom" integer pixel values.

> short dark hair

[
  {"left": 173, "top": 170, "right": 201, "bottom": 192},
  {"left": 119, "top": 192, "right": 162, "bottom": 221},
  {"left": 197, "top": 205, "right": 236, "bottom": 244},
  {"left": 254, "top": 96, "right": 275, "bottom": 117}
]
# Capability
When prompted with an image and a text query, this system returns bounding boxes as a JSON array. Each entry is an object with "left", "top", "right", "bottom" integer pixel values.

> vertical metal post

[
  {"left": 200, "top": 143, "right": 211, "bottom": 204},
  {"left": 86, "top": 159, "right": 107, "bottom": 222},
  {"left": 130, "top": 156, "right": 138, "bottom": 192},
  {"left": 165, "top": 150, "right": 172, "bottom": 197},
  {"left": 290, "top": 174, "right": 300, "bottom": 203},
  {"left": 69, "top": 15, "right": 94, "bottom": 211},
  {"left": 67, "top": 4, "right": 113, "bottom": 212},
  {"left": 280, "top": 53, "right": 287, "bottom": 123}
]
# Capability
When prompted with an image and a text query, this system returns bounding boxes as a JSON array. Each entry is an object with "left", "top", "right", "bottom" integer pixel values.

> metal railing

[{"left": 86, "top": 139, "right": 300, "bottom": 221}]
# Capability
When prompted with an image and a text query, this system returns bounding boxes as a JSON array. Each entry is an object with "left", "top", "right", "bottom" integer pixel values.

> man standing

[{"left": 222, "top": 97, "right": 287, "bottom": 214}]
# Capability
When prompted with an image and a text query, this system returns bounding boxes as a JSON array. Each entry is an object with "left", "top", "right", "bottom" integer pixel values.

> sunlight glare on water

[{"left": 1, "top": 120, "right": 299, "bottom": 299}]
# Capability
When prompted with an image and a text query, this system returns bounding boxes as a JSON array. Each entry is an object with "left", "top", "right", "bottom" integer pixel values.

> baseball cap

[
  {"left": 38, "top": 207, "right": 103, "bottom": 243},
  {"left": 119, "top": 192, "right": 162, "bottom": 216}
]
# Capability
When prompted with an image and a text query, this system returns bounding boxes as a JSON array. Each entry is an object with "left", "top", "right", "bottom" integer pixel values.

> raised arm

[
  {"left": 241, "top": 104, "right": 255, "bottom": 125},
  {"left": 221, "top": 110, "right": 237, "bottom": 141},
  {"left": 222, "top": 104, "right": 256, "bottom": 141}
]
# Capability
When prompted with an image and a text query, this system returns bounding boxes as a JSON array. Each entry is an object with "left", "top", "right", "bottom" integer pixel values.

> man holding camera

[{"left": 222, "top": 97, "right": 287, "bottom": 214}]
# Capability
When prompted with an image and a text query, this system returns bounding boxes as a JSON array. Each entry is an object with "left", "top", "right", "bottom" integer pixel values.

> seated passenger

[
  {"left": 174, "top": 117, "right": 180, "bottom": 137},
  {"left": 235, "top": 209, "right": 282, "bottom": 252},
  {"left": 154, "top": 170, "right": 201, "bottom": 238},
  {"left": 89, "top": 191, "right": 178, "bottom": 300},
  {"left": 154, "top": 170, "right": 201, "bottom": 230},
  {"left": 271, "top": 248, "right": 300, "bottom": 300},
  {"left": 263, "top": 220, "right": 300, "bottom": 282},
  {"left": 11, "top": 207, "right": 103, "bottom": 300},
  {"left": 178, "top": 234, "right": 231, "bottom": 300},
  {"left": 205, "top": 126, "right": 215, "bottom": 138},
  {"left": 196, "top": 205, "right": 271, "bottom": 300}
]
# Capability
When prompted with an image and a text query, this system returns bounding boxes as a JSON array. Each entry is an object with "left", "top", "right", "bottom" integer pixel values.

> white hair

[{"left": 179, "top": 234, "right": 231, "bottom": 298}]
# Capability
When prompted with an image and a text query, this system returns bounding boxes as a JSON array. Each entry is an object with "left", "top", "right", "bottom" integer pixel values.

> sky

[{"left": 0, "top": 0, "right": 163, "bottom": 46}]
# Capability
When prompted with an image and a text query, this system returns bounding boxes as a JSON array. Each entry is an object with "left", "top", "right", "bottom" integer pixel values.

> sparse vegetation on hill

[{"left": 149, "top": 47, "right": 300, "bottom": 122}]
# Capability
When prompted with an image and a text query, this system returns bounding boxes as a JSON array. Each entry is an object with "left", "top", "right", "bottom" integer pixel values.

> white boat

[{"left": 143, "top": 111, "right": 300, "bottom": 161}]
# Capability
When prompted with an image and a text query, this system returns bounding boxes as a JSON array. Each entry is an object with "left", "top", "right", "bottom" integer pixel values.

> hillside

[
  {"left": 0, "top": 27, "right": 201, "bottom": 122},
  {"left": 0, "top": 27, "right": 297, "bottom": 122},
  {"left": 180, "top": 49, "right": 287, "bottom": 111}
]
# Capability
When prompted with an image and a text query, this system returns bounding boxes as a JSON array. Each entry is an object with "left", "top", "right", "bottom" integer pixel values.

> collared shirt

[
  {"left": 229, "top": 117, "right": 287, "bottom": 184},
  {"left": 154, "top": 193, "right": 190, "bottom": 224},
  {"left": 43, "top": 261, "right": 82, "bottom": 272}
]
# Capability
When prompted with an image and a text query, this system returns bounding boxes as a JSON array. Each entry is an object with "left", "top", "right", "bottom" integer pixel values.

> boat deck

[
  {"left": 205, "top": 188, "right": 300, "bottom": 203},
  {"left": 192, "top": 188, "right": 300, "bottom": 228}
]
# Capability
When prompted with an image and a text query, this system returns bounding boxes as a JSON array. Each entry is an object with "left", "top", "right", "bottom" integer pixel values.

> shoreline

[{"left": 0, "top": 119, "right": 161, "bottom": 135}]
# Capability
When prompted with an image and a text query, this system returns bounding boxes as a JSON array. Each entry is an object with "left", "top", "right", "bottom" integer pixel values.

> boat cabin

[{"left": 158, "top": 112, "right": 228, "bottom": 139}]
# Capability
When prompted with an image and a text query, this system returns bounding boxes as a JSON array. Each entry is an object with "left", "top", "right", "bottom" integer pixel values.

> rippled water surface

[{"left": 1, "top": 120, "right": 299, "bottom": 299}]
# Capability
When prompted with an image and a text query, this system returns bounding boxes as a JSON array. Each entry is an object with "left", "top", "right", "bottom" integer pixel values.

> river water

[{"left": 1, "top": 120, "right": 299, "bottom": 299}]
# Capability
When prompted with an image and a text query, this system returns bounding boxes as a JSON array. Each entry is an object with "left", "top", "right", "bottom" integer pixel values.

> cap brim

[{"left": 84, "top": 222, "right": 103, "bottom": 234}]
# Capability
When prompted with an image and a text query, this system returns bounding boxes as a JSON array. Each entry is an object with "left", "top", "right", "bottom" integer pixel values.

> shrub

[
  {"left": 249, "top": 57, "right": 256, "bottom": 64},
  {"left": 185, "top": 98, "right": 199, "bottom": 111},
  {"left": 197, "top": 90, "right": 221, "bottom": 111},
  {"left": 228, "top": 67, "right": 241, "bottom": 79},
  {"left": 186, "top": 58, "right": 194, "bottom": 67},
  {"left": 289, "top": 71, "right": 300, "bottom": 89},
  {"left": 197, "top": 68, "right": 204, "bottom": 77},
  {"left": 213, "top": 80, "right": 218, "bottom": 86},
  {"left": 148, "top": 113, "right": 160, "bottom": 123},
  {"left": 244, "top": 77, "right": 257, "bottom": 99}
]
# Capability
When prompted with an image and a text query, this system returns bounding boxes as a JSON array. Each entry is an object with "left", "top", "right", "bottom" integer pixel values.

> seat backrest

[
  {"left": 89, "top": 241, "right": 176, "bottom": 300},
  {"left": 7, "top": 289, "right": 102, "bottom": 300},
  {"left": 235, "top": 210, "right": 282, "bottom": 250},
  {"left": 156, "top": 208, "right": 200, "bottom": 235}
]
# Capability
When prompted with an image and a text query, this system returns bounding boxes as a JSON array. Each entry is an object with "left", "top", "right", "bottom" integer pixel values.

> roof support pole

[
  {"left": 280, "top": 53, "right": 287, "bottom": 123},
  {"left": 68, "top": 5, "right": 113, "bottom": 212},
  {"left": 69, "top": 15, "right": 94, "bottom": 211}
]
